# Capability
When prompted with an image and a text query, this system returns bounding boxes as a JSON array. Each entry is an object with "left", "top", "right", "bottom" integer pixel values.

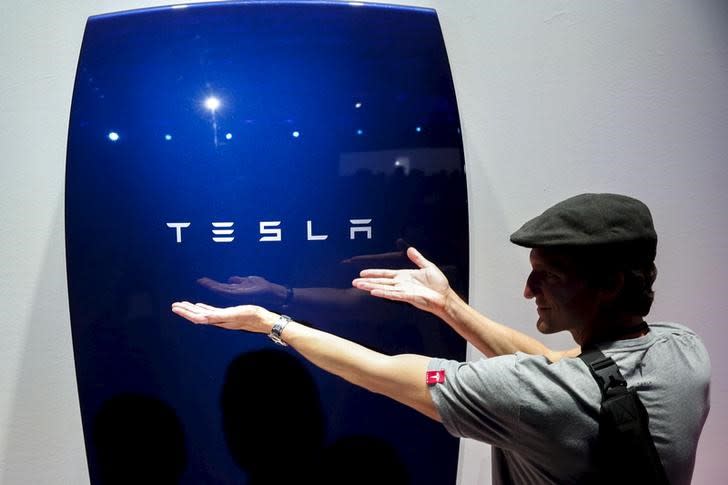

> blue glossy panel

[{"left": 66, "top": 2, "right": 468, "bottom": 483}]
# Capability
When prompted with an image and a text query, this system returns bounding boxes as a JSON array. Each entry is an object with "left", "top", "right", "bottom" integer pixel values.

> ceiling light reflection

[{"left": 204, "top": 96, "right": 221, "bottom": 111}]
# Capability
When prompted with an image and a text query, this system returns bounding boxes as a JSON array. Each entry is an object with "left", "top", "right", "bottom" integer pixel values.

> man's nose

[{"left": 524, "top": 272, "right": 539, "bottom": 299}]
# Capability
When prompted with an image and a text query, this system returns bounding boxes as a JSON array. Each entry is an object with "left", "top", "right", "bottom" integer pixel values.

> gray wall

[{"left": 1, "top": 1, "right": 726, "bottom": 483}]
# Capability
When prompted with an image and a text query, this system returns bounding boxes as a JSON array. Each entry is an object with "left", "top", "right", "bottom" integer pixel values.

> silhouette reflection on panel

[
  {"left": 93, "top": 394, "right": 187, "bottom": 485},
  {"left": 221, "top": 350, "right": 325, "bottom": 484},
  {"left": 221, "top": 350, "right": 409, "bottom": 484},
  {"left": 317, "top": 435, "right": 410, "bottom": 485}
]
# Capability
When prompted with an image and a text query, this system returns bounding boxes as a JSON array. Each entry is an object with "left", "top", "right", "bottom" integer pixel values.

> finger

[
  {"left": 354, "top": 278, "right": 393, "bottom": 289},
  {"left": 171, "top": 304, "right": 210, "bottom": 324},
  {"left": 196, "top": 303, "right": 220, "bottom": 311},
  {"left": 360, "top": 283, "right": 409, "bottom": 294},
  {"left": 407, "top": 247, "right": 434, "bottom": 269},
  {"left": 370, "top": 288, "right": 414, "bottom": 303},
  {"left": 172, "top": 301, "right": 207, "bottom": 314},
  {"left": 198, "top": 279, "right": 241, "bottom": 294},
  {"left": 198, "top": 278, "right": 228, "bottom": 291},
  {"left": 359, "top": 268, "right": 398, "bottom": 278},
  {"left": 228, "top": 276, "right": 246, "bottom": 284},
  {"left": 353, "top": 278, "right": 397, "bottom": 288},
  {"left": 198, "top": 277, "right": 222, "bottom": 285}
]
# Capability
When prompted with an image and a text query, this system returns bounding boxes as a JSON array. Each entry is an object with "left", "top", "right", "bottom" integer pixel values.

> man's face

[{"left": 524, "top": 248, "right": 602, "bottom": 336}]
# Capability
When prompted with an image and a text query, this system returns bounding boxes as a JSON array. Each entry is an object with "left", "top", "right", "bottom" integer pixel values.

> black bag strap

[
  {"left": 580, "top": 347, "right": 628, "bottom": 397},
  {"left": 580, "top": 347, "right": 670, "bottom": 484}
]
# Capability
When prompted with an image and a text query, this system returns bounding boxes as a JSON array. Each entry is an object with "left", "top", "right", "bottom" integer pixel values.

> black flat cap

[{"left": 510, "top": 193, "right": 657, "bottom": 250}]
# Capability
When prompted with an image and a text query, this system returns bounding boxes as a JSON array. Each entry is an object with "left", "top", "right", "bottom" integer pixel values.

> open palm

[
  {"left": 171, "top": 301, "right": 271, "bottom": 333},
  {"left": 352, "top": 247, "right": 450, "bottom": 315}
]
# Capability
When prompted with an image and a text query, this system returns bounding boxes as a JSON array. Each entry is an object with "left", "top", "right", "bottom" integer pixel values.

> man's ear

[{"left": 598, "top": 271, "right": 624, "bottom": 303}]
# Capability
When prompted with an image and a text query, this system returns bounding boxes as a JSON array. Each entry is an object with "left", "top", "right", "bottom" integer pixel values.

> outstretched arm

[
  {"left": 171, "top": 302, "right": 440, "bottom": 421},
  {"left": 352, "top": 247, "right": 579, "bottom": 362}
]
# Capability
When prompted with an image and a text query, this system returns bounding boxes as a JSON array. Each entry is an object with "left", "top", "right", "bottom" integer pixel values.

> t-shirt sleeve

[{"left": 428, "top": 355, "right": 523, "bottom": 448}]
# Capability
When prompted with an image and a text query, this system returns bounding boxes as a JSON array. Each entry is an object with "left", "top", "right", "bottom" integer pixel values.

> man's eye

[{"left": 543, "top": 271, "right": 560, "bottom": 282}]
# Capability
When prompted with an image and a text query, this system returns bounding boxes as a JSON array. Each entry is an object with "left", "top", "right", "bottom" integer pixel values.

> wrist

[
  {"left": 438, "top": 288, "right": 461, "bottom": 323},
  {"left": 270, "top": 283, "right": 288, "bottom": 305},
  {"left": 257, "top": 307, "right": 280, "bottom": 333}
]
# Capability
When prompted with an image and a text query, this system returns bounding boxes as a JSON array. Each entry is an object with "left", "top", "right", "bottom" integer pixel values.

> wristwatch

[{"left": 268, "top": 314, "right": 291, "bottom": 346}]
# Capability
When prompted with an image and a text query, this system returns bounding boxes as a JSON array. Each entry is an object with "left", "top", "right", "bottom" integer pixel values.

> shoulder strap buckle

[{"left": 579, "top": 347, "right": 627, "bottom": 396}]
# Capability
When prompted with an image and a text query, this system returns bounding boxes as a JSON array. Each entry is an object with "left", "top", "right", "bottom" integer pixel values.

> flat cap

[{"left": 510, "top": 193, "right": 657, "bottom": 250}]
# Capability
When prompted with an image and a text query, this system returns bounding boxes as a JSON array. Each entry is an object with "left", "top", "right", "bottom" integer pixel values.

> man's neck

[{"left": 574, "top": 315, "right": 648, "bottom": 346}]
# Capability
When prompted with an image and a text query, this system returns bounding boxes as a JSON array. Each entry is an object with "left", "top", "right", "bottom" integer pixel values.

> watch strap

[{"left": 268, "top": 314, "right": 291, "bottom": 346}]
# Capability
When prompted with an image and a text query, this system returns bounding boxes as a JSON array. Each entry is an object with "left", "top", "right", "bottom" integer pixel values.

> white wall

[{"left": 2, "top": 1, "right": 726, "bottom": 483}]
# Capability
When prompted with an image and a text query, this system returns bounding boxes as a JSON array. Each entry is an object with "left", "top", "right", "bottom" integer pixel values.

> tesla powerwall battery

[{"left": 66, "top": 2, "right": 468, "bottom": 483}]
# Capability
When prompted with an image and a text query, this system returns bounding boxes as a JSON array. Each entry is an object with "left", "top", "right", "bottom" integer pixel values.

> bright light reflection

[
  {"left": 204, "top": 96, "right": 221, "bottom": 111},
  {"left": 356, "top": 129, "right": 364, "bottom": 135},
  {"left": 415, "top": 126, "right": 422, "bottom": 133},
  {"left": 292, "top": 131, "right": 300, "bottom": 138},
  {"left": 355, "top": 101, "right": 362, "bottom": 109},
  {"left": 108, "top": 132, "right": 119, "bottom": 141},
  {"left": 164, "top": 134, "right": 172, "bottom": 141},
  {"left": 225, "top": 132, "right": 232, "bottom": 140}
]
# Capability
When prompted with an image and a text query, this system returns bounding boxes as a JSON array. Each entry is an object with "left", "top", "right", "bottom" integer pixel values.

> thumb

[{"left": 407, "top": 247, "right": 434, "bottom": 269}]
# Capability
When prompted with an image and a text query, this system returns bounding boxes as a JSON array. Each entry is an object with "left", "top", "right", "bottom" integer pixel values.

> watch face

[
  {"left": 66, "top": 2, "right": 468, "bottom": 484},
  {"left": 270, "top": 315, "right": 290, "bottom": 345}
]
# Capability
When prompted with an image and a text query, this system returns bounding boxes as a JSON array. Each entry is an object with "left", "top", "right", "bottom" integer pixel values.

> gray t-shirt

[{"left": 428, "top": 322, "right": 710, "bottom": 485}]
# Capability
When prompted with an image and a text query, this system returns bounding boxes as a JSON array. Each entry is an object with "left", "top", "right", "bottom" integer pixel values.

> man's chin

[{"left": 536, "top": 318, "right": 557, "bottom": 335}]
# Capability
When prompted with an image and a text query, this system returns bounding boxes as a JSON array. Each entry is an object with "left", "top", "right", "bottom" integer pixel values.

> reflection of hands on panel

[
  {"left": 197, "top": 274, "right": 388, "bottom": 325},
  {"left": 197, "top": 276, "right": 287, "bottom": 305},
  {"left": 340, "top": 238, "right": 410, "bottom": 266},
  {"left": 352, "top": 247, "right": 452, "bottom": 317}
]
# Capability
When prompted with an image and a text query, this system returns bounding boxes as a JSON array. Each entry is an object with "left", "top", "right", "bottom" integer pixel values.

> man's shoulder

[
  {"left": 641, "top": 321, "right": 707, "bottom": 355},
  {"left": 648, "top": 321, "right": 700, "bottom": 336},
  {"left": 603, "top": 321, "right": 711, "bottom": 382},
  {"left": 603, "top": 321, "right": 706, "bottom": 352},
  {"left": 647, "top": 321, "right": 710, "bottom": 366},
  {"left": 512, "top": 351, "right": 598, "bottom": 394}
]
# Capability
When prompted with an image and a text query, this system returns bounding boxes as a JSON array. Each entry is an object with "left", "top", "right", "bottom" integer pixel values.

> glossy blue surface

[{"left": 66, "top": 2, "right": 468, "bottom": 483}]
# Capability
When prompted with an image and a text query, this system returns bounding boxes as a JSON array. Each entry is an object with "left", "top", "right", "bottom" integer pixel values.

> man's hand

[
  {"left": 352, "top": 247, "right": 451, "bottom": 315},
  {"left": 171, "top": 301, "right": 276, "bottom": 333}
]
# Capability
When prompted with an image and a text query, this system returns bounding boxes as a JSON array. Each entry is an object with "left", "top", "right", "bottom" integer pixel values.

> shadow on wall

[{"left": 0, "top": 195, "right": 89, "bottom": 484}]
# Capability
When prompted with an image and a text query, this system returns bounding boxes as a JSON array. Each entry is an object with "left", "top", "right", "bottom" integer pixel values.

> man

[{"left": 172, "top": 193, "right": 710, "bottom": 484}]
